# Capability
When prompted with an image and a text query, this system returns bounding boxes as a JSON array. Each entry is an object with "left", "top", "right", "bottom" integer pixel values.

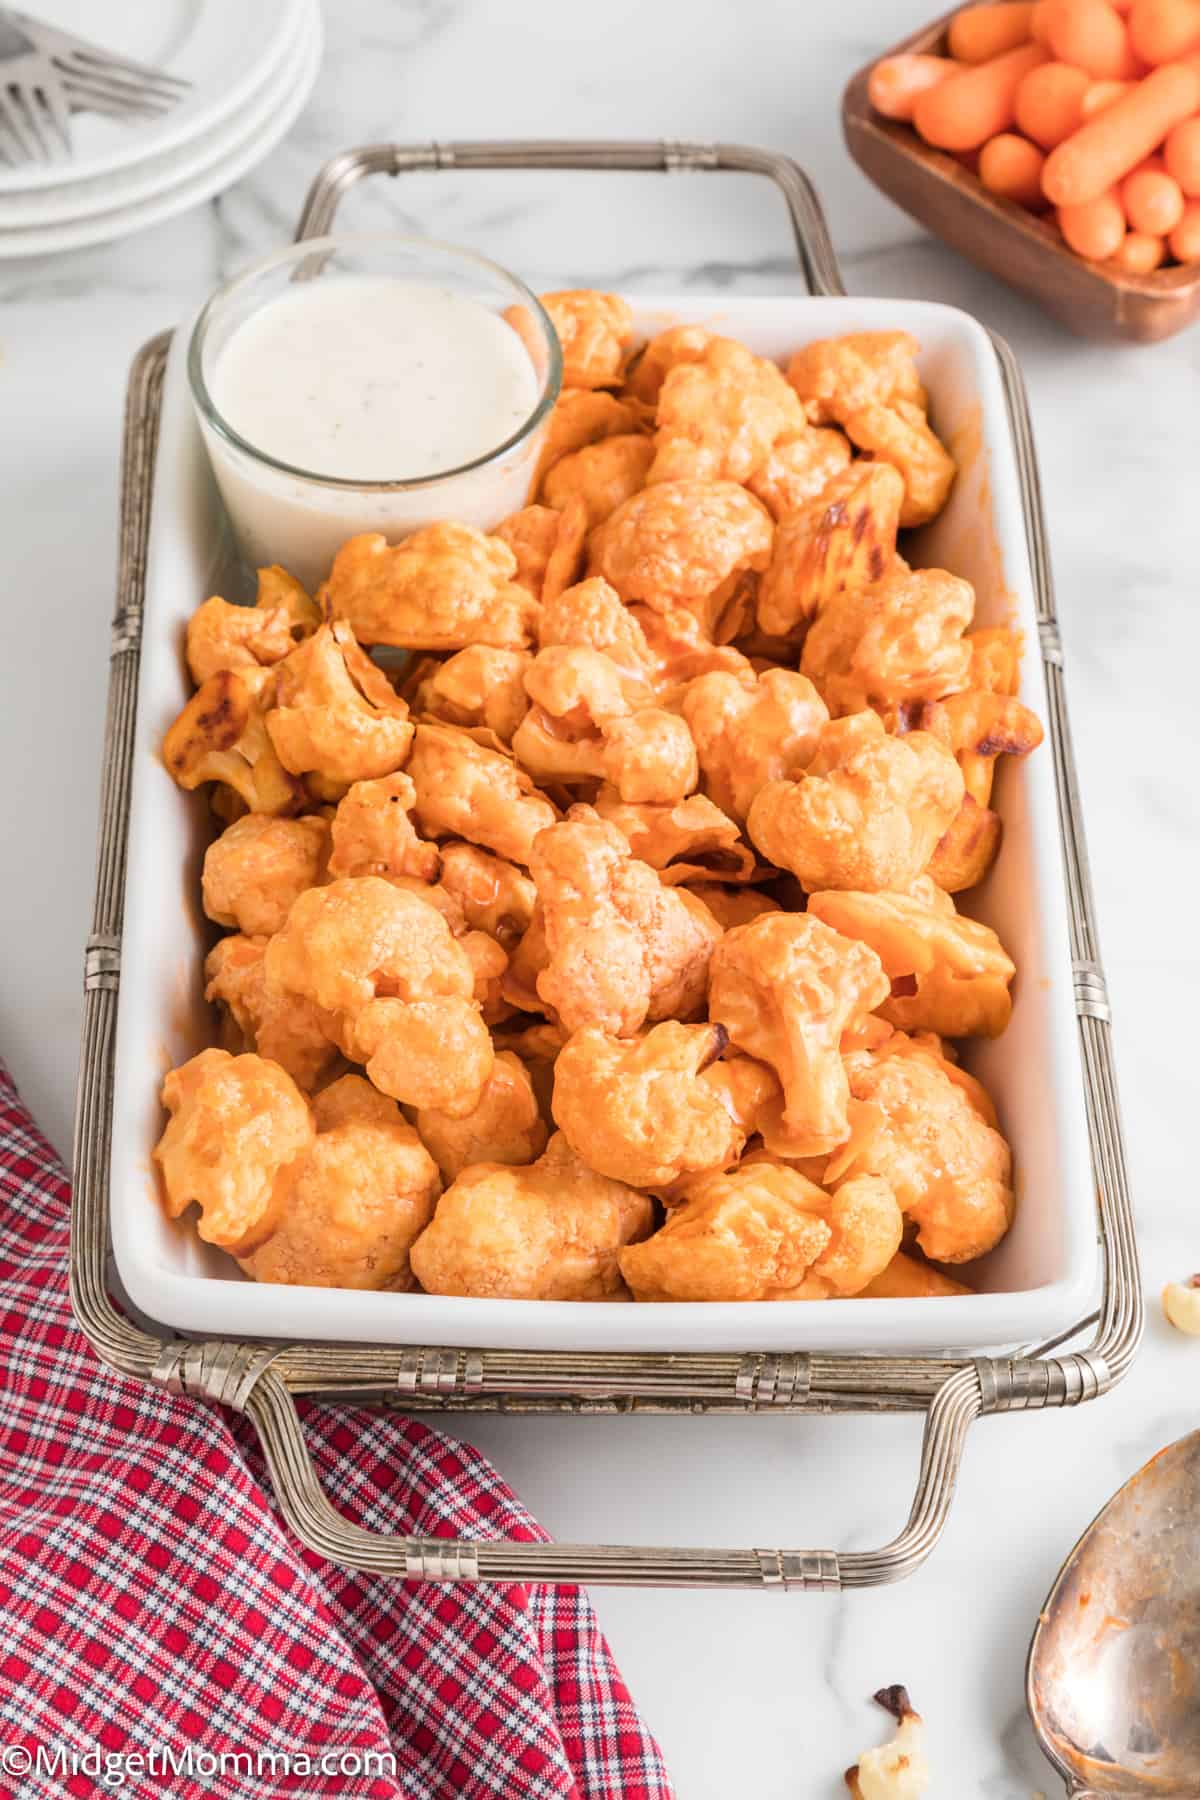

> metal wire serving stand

[{"left": 71, "top": 141, "right": 1141, "bottom": 1591}]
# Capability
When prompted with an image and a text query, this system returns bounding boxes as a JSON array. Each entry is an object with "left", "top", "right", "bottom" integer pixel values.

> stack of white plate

[{"left": 0, "top": 0, "right": 322, "bottom": 258}]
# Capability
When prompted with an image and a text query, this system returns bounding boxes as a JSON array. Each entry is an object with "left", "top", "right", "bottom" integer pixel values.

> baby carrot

[
  {"left": 1080, "top": 76, "right": 1134, "bottom": 111},
  {"left": 1164, "top": 113, "right": 1200, "bottom": 189},
  {"left": 1111, "top": 226, "right": 1168, "bottom": 262},
  {"left": 1015, "top": 60, "right": 1092, "bottom": 143},
  {"left": 979, "top": 129, "right": 1049, "bottom": 199},
  {"left": 1121, "top": 161, "right": 1186, "bottom": 226},
  {"left": 1168, "top": 195, "right": 1200, "bottom": 252},
  {"left": 949, "top": 2, "right": 1037, "bottom": 61},
  {"left": 914, "top": 41, "right": 1049, "bottom": 149},
  {"left": 1128, "top": 0, "right": 1200, "bottom": 62},
  {"left": 1058, "top": 186, "right": 1129, "bottom": 251},
  {"left": 868, "top": 54, "right": 956, "bottom": 120},
  {"left": 1041, "top": 62, "right": 1200, "bottom": 202},
  {"left": 1043, "top": 0, "right": 1140, "bottom": 75}
]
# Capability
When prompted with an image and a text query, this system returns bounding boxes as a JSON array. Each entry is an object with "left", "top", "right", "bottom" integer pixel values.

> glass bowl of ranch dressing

[{"left": 188, "top": 233, "right": 563, "bottom": 590}]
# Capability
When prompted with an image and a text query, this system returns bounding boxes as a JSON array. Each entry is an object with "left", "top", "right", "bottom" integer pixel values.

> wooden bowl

[{"left": 842, "top": 7, "right": 1200, "bottom": 343}]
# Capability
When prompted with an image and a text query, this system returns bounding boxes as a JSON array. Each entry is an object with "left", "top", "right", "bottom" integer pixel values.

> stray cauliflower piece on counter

[
  {"left": 646, "top": 337, "right": 805, "bottom": 485},
  {"left": 413, "top": 645, "right": 532, "bottom": 744},
  {"left": 266, "top": 622, "right": 414, "bottom": 788},
  {"left": 709, "top": 913, "right": 890, "bottom": 1157},
  {"left": 406, "top": 722, "right": 558, "bottom": 866},
  {"left": 683, "top": 667, "right": 829, "bottom": 824},
  {"left": 827, "top": 1033, "right": 1014, "bottom": 1262},
  {"left": 540, "top": 290, "right": 633, "bottom": 389},
  {"left": 164, "top": 666, "right": 304, "bottom": 818},
  {"left": 239, "top": 1075, "right": 440, "bottom": 1290},
  {"left": 1162, "top": 1276, "right": 1200, "bottom": 1335},
  {"left": 745, "top": 425, "right": 853, "bottom": 520},
  {"left": 808, "top": 885, "right": 1016, "bottom": 1038},
  {"left": 589, "top": 480, "right": 773, "bottom": 642},
  {"left": 201, "top": 812, "right": 329, "bottom": 937},
  {"left": 593, "top": 789, "right": 758, "bottom": 884},
  {"left": 756, "top": 462, "right": 905, "bottom": 642},
  {"left": 542, "top": 433, "right": 655, "bottom": 528},
  {"left": 204, "top": 936, "right": 340, "bottom": 1093},
  {"left": 801, "top": 566, "right": 974, "bottom": 719},
  {"left": 619, "top": 1160, "right": 900, "bottom": 1302},
  {"left": 184, "top": 565, "right": 318, "bottom": 685},
  {"left": 551, "top": 1021, "right": 742, "bottom": 1188},
  {"left": 154, "top": 1049, "right": 314, "bottom": 1255},
  {"left": 846, "top": 1688, "right": 929, "bottom": 1799},
  {"left": 410, "top": 1131, "right": 653, "bottom": 1299},
  {"left": 416, "top": 1050, "right": 548, "bottom": 1183},
  {"left": 327, "top": 772, "right": 440, "bottom": 883},
  {"left": 531, "top": 815, "right": 722, "bottom": 1036},
  {"left": 325, "top": 524, "right": 539, "bottom": 651},
  {"left": 787, "top": 331, "right": 927, "bottom": 425},
  {"left": 747, "top": 712, "right": 964, "bottom": 894},
  {"left": 438, "top": 842, "right": 537, "bottom": 949}
]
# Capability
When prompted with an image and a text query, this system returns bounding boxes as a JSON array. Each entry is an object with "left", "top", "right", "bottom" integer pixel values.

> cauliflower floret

[
  {"left": 756, "top": 463, "right": 905, "bottom": 642},
  {"left": 410, "top": 1131, "right": 653, "bottom": 1299},
  {"left": 901, "top": 685, "right": 1043, "bottom": 809},
  {"left": 184, "top": 564, "right": 318, "bottom": 685},
  {"left": 745, "top": 426, "right": 853, "bottom": 520},
  {"left": 589, "top": 480, "right": 773, "bottom": 642},
  {"left": 747, "top": 712, "right": 964, "bottom": 894},
  {"left": 325, "top": 523, "right": 539, "bottom": 651},
  {"left": 531, "top": 815, "right": 722, "bottom": 1036},
  {"left": 204, "top": 936, "right": 340, "bottom": 1093},
  {"left": 709, "top": 912, "right": 889, "bottom": 1157},
  {"left": 413, "top": 645, "right": 532, "bottom": 744},
  {"left": 437, "top": 842, "right": 537, "bottom": 950},
  {"left": 683, "top": 667, "right": 829, "bottom": 824},
  {"left": 542, "top": 433, "right": 655, "bottom": 527},
  {"left": 266, "top": 622, "right": 414, "bottom": 788},
  {"left": 537, "top": 576, "right": 656, "bottom": 682},
  {"left": 646, "top": 337, "right": 806, "bottom": 485},
  {"left": 551, "top": 1021, "right": 742, "bottom": 1188},
  {"left": 327, "top": 771, "right": 440, "bottom": 883},
  {"left": 861, "top": 1251, "right": 970, "bottom": 1298},
  {"left": 786, "top": 331, "right": 927, "bottom": 424},
  {"left": 619, "top": 1160, "right": 900, "bottom": 1301},
  {"left": 1162, "top": 1276, "right": 1200, "bottom": 1335},
  {"left": 808, "top": 886, "right": 1016, "bottom": 1038},
  {"left": 631, "top": 606, "right": 758, "bottom": 698},
  {"left": 843, "top": 400, "right": 956, "bottom": 528},
  {"left": 621, "top": 323, "right": 715, "bottom": 406},
  {"left": 201, "top": 812, "right": 329, "bottom": 937},
  {"left": 540, "top": 290, "right": 633, "bottom": 389},
  {"left": 416, "top": 1050, "right": 548, "bottom": 1182},
  {"left": 600, "top": 707, "right": 698, "bottom": 805},
  {"left": 846, "top": 1688, "right": 930, "bottom": 1799},
  {"left": 801, "top": 566, "right": 974, "bottom": 719},
  {"left": 513, "top": 643, "right": 654, "bottom": 785},
  {"left": 153, "top": 1049, "right": 314, "bottom": 1254},
  {"left": 406, "top": 722, "right": 558, "bottom": 865},
  {"left": 352, "top": 993, "right": 495, "bottom": 1117},
  {"left": 163, "top": 666, "right": 304, "bottom": 818},
  {"left": 238, "top": 1075, "right": 440, "bottom": 1289},
  {"left": 592, "top": 789, "right": 758, "bottom": 884},
  {"left": 533, "top": 389, "right": 642, "bottom": 486},
  {"left": 490, "top": 498, "right": 588, "bottom": 605}
]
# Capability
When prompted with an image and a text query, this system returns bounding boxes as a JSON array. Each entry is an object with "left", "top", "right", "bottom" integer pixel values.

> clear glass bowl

[{"left": 188, "top": 233, "right": 562, "bottom": 590}]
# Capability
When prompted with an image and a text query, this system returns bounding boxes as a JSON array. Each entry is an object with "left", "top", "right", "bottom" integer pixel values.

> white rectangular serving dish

[{"left": 109, "top": 294, "right": 1096, "bottom": 1354}]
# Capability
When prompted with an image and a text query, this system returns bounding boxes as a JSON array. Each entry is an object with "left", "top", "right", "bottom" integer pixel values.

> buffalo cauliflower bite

[
  {"left": 589, "top": 481, "right": 773, "bottom": 642},
  {"left": 531, "top": 816, "right": 722, "bottom": 1035},
  {"left": 786, "top": 331, "right": 927, "bottom": 425},
  {"left": 843, "top": 399, "right": 956, "bottom": 528},
  {"left": 683, "top": 667, "right": 829, "bottom": 824},
  {"left": 747, "top": 712, "right": 964, "bottom": 894},
  {"left": 926, "top": 791, "right": 1003, "bottom": 894},
  {"left": 600, "top": 707, "right": 698, "bottom": 804},
  {"left": 413, "top": 645, "right": 532, "bottom": 743},
  {"left": 406, "top": 722, "right": 558, "bottom": 865},
  {"left": 629, "top": 606, "right": 758, "bottom": 696},
  {"left": 163, "top": 666, "right": 304, "bottom": 817},
  {"left": 204, "top": 936, "right": 340, "bottom": 1093},
  {"left": 490, "top": 502, "right": 587, "bottom": 604},
  {"left": 807, "top": 886, "right": 1016, "bottom": 1038},
  {"left": 154, "top": 1049, "right": 314, "bottom": 1255},
  {"left": 646, "top": 337, "right": 806, "bottom": 486},
  {"left": 622, "top": 323, "right": 715, "bottom": 406},
  {"left": 500, "top": 903, "right": 550, "bottom": 1013},
  {"left": 801, "top": 566, "right": 974, "bottom": 719},
  {"left": 352, "top": 992, "right": 494, "bottom": 1117},
  {"left": 540, "top": 290, "right": 633, "bottom": 389},
  {"left": 709, "top": 912, "right": 889, "bottom": 1156},
  {"left": 827, "top": 1034, "right": 1014, "bottom": 1263},
  {"left": 325, "top": 523, "right": 539, "bottom": 651},
  {"left": 327, "top": 772, "right": 440, "bottom": 884},
  {"left": 416, "top": 1050, "right": 548, "bottom": 1182},
  {"left": 537, "top": 576, "right": 656, "bottom": 681},
  {"left": 618, "top": 1160, "right": 900, "bottom": 1302},
  {"left": 861, "top": 1251, "right": 970, "bottom": 1298},
  {"left": 513, "top": 645, "right": 696, "bottom": 804},
  {"left": 551, "top": 1021, "right": 742, "bottom": 1188},
  {"left": 265, "top": 622, "right": 414, "bottom": 788},
  {"left": 238, "top": 1075, "right": 440, "bottom": 1290},
  {"left": 592, "top": 789, "right": 758, "bottom": 884},
  {"left": 683, "top": 884, "right": 781, "bottom": 930},
  {"left": 201, "top": 812, "right": 329, "bottom": 937},
  {"left": 745, "top": 426, "right": 853, "bottom": 520},
  {"left": 409, "top": 1131, "right": 653, "bottom": 1299},
  {"left": 756, "top": 463, "right": 905, "bottom": 642},
  {"left": 438, "top": 843, "right": 537, "bottom": 949},
  {"left": 184, "top": 564, "right": 318, "bottom": 686},
  {"left": 902, "top": 685, "right": 1043, "bottom": 809},
  {"left": 533, "top": 390, "right": 641, "bottom": 486},
  {"left": 542, "top": 433, "right": 655, "bottom": 528}
]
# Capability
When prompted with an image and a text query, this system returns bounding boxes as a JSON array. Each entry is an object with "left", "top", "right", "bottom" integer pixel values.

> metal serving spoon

[{"left": 1027, "top": 1429, "right": 1200, "bottom": 1798}]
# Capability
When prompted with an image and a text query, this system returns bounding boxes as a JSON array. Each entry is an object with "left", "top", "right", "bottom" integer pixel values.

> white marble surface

[{"left": 2, "top": 2, "right": 1199, "bottom": 1794}]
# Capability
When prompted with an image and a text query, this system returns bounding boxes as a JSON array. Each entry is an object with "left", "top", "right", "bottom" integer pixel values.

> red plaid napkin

[{"left": 0, "top": 1061, "right": 673, "bottom": 1800}]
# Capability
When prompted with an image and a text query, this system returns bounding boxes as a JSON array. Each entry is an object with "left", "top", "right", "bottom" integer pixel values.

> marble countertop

[{"left": 3, "top": 2, "right": 1199, "bottom": 1793}]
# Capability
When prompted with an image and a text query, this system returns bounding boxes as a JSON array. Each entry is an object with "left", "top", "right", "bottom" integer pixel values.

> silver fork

[
  {"left": 0, "top": 10, "right": 70, "bottom": 164},
  {"left": 7, "top": 9, "right": 190, "bottom": 125}
]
